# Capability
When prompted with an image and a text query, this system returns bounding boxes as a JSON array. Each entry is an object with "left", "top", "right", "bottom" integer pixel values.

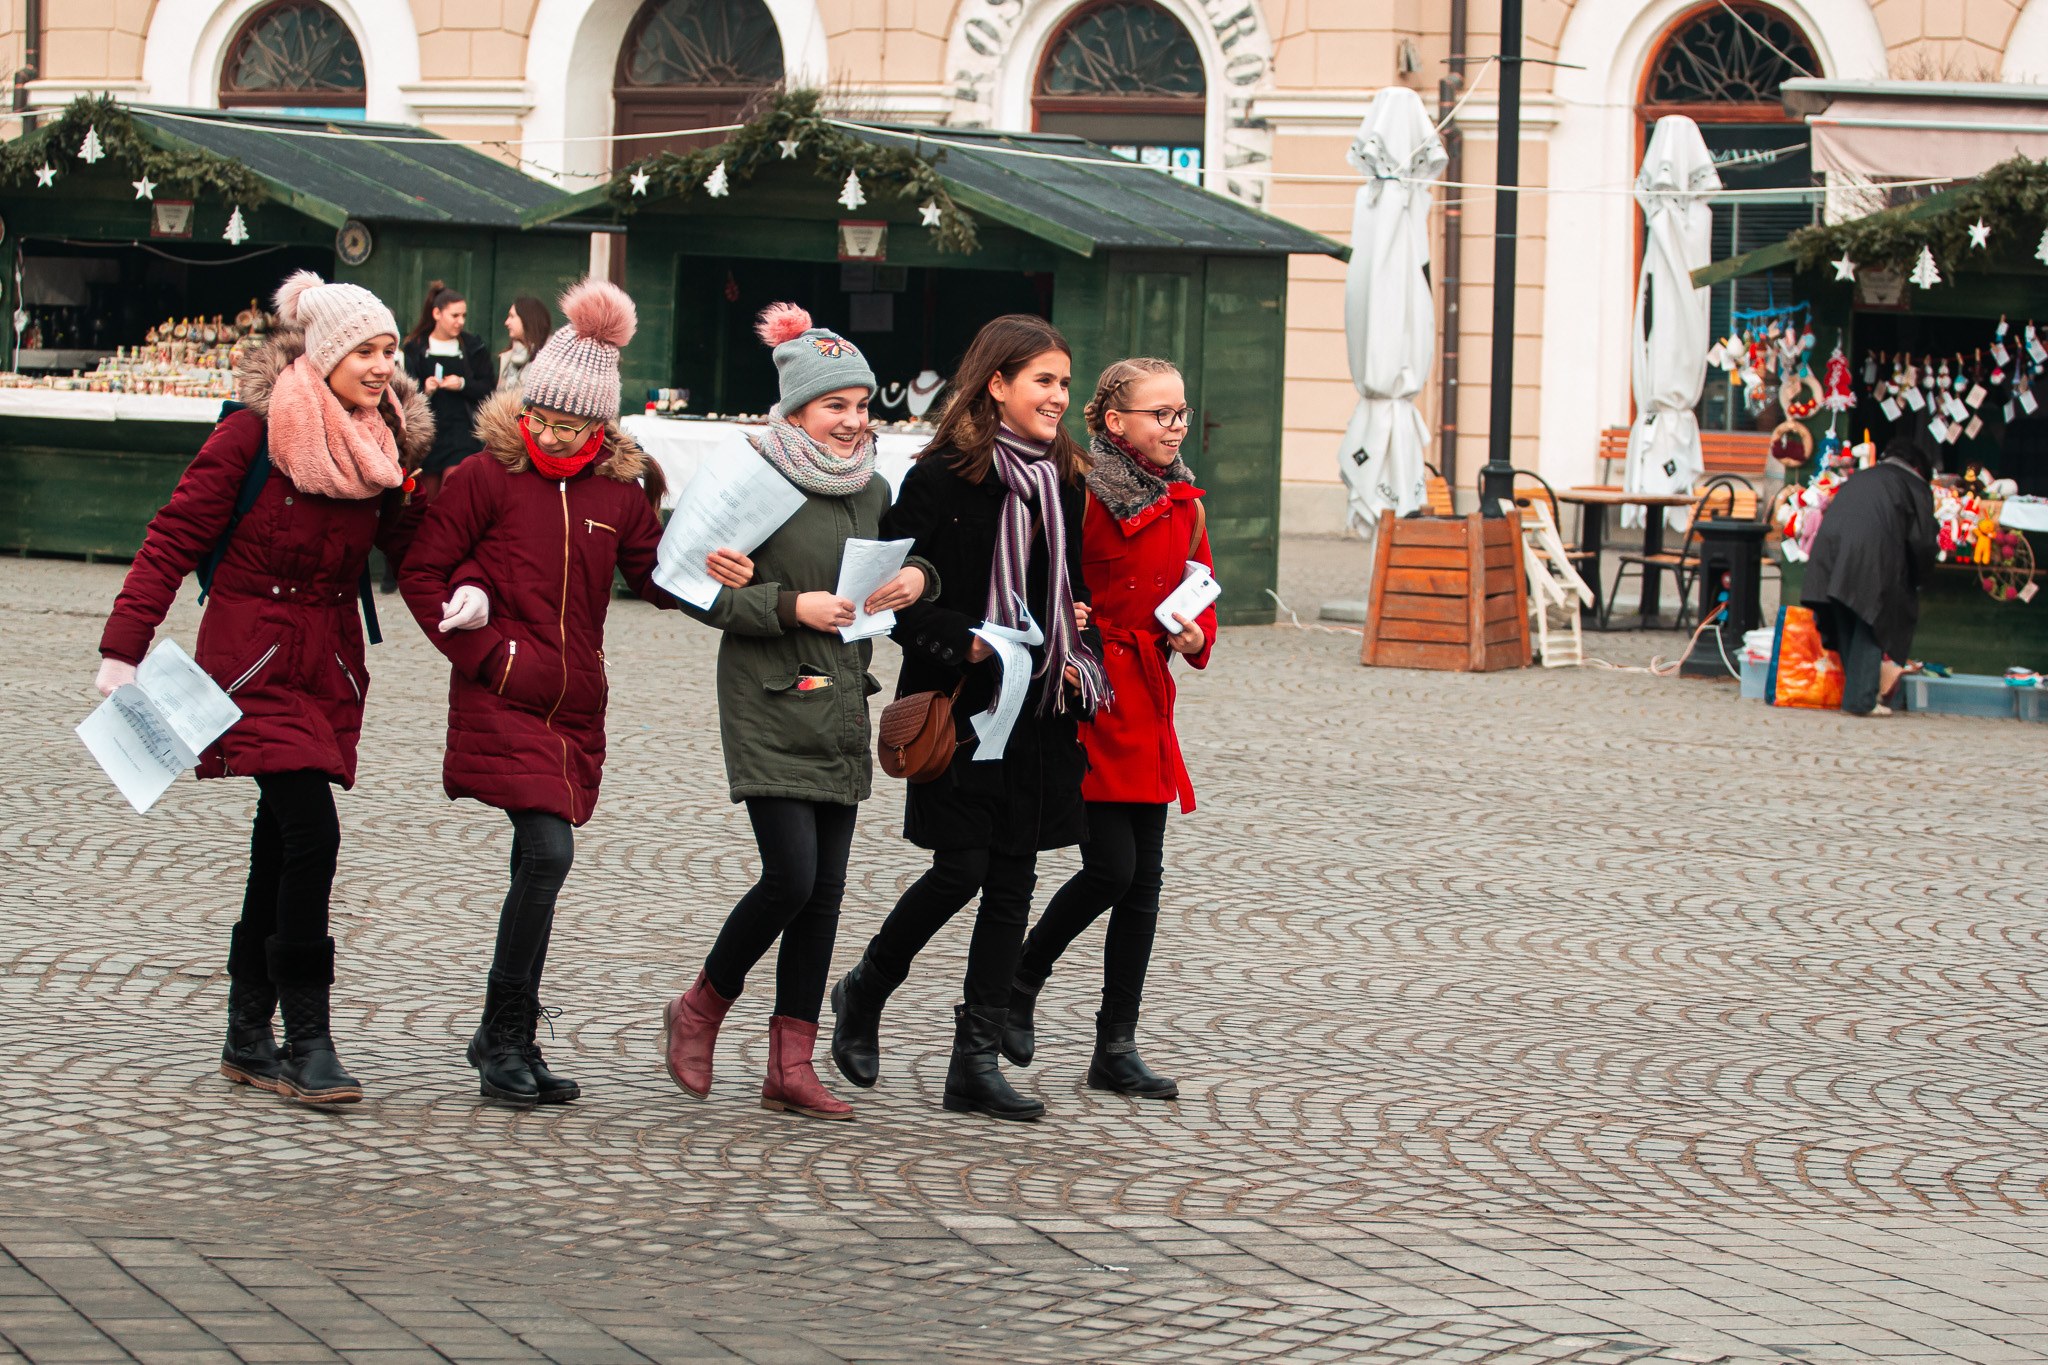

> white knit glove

[
  {"left": 95, "top": 658, "right": 138, "bottom": 696},
  {"left": 439, "top": 585, "right": 490, "bottom": 633}
]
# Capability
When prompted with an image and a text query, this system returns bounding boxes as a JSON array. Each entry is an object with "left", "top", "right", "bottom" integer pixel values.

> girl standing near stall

[
  {"left": 660, "top": 303, "right": 935, "bottom": 1122},
  {"left": 400, "top": 282, "right": 496, "bottom": 496},
  {"left": 94, "top": 271, "right": 429, "bottom": 1106},
  {"left": 1003, "top": 358, "right": 1214, "bottom": 1100},
  {"left": 828, "top": 314, "right": 1107, "bottom": 1122},
  {"left": 498, "top": 296, "right": 552, "bottom": 395},
  {"left": 398, "top": 278, "right": 731, "bottom": 1108}
]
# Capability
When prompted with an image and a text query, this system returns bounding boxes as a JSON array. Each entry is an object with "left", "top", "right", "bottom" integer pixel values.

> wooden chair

[
  {"left": 1598, "top": 426, "right": 1775, "bottom": 485},
  {"left": 1597, "top": 427, "right": 1630, "bottom": 484},
  {"left": 1603, "top": 473, "right": 1760, "bottom": 630}
]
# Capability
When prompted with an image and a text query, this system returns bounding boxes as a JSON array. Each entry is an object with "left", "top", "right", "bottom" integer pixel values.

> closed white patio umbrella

[
  {"left": 1623, "top": 115, "right": 1722, "bottom": 530},
  {"left": 1338, "top": 86, "right": 1448, "bottom": 536}
]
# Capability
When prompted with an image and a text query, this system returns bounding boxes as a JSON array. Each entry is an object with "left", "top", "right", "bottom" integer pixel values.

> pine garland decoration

[
  {"left": 0, "top": 95, "right": 270, "bottom": 205},
  {"left": 1789, "top": 156, "right": 2048, "bottom": 276},
  {"left": 605, "top": 89, "right": 978, "bottom": 254}
]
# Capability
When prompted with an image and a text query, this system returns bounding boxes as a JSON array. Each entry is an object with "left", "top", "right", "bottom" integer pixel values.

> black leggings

[
  {"left": 864, "top": 847, "right": 1038, "bottom": 1019},
  {"left": 230, "top": 771, "right": 341, "bottom": 975},
  {"left": 490, "top": 811, "right": 575, "bottom": 992},
  {"left": 1838, "top": 610, "right": 1887, "bottom": 715},
  {"left": 1018, "top": 802, "right": 1168, "bottom": 1023},
  {"left": 702, "top": 798, "right": 857, "bottom": 1022}
]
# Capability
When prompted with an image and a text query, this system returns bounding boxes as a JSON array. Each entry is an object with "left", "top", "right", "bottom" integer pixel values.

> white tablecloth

[
  {"left": 1996, "top": 498, "right": 2048, "bottom": 533},
  {"left": 0, "top": 389, "right": 226, "bottom": 423},
  {"left": 620, "top": 416, "right": 927, "bottom": 509}
]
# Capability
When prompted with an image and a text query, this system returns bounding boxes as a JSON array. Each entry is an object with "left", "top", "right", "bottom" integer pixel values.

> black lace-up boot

[
  {"left": 467, "top": 976, "right": 539, "bottom": 1107},
  {"left": 267, "top": 936, "right": 361, "bottom": 1106}
]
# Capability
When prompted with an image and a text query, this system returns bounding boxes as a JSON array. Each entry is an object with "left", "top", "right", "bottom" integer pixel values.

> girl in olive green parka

[{"left": 661, "top": 303, "right": 935, "bottom": 1121}]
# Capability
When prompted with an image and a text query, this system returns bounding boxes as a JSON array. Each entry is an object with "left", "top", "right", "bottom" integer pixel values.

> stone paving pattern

[{"left": 2, "top": 542, "right": 2044, "bottom": 1364}]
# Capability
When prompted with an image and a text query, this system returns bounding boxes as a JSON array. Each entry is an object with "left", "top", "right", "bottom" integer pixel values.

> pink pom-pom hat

[
  {"left": 521, "top": 277, "right": 638, "bottom": 420},
  {"left": 271, "top": 270, "right": 400, "bottom": 378},
  {"left": 756, "top": 300, "right": 875, "bottom": 413}
]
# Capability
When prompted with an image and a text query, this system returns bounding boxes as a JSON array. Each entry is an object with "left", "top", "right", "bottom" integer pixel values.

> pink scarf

[{"left": 266, "top": 355, "right": 405, "bottom": 499}]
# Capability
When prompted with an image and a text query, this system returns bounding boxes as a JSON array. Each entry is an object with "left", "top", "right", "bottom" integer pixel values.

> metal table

[{"left": 1555, "top": 487, "right": 1696, "bottom": 629}]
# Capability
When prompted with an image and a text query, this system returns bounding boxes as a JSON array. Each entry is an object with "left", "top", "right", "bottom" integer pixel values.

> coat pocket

[
  {"left": 225, "top": 641, "right": 281, "bottom": 695},
  {"left": 333, "top": 652, "right": 362, "bottom": 703}
]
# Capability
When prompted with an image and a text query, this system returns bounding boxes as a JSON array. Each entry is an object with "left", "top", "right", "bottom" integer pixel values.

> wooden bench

[{"left": 1597, "top": 426, "right": 1775, "bottom": 483}]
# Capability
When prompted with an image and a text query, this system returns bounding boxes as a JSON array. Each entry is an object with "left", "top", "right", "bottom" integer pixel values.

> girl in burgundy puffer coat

[
  {"left": 399, "top": 279, "right": 739, "bottom": 1108},
  {"left": 94, "top": 272, "right": 429, "bottom": 1107}
]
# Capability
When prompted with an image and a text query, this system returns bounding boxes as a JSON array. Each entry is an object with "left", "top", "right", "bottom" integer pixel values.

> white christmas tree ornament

[
  {"left": 1968, "top": 218, "right": 1992, "bottom": 249},
  {"left": 78, "top": 126, "right": 105, "bottom": 164},
  {"left": 838, "top": 169, "right": 865, "bottom": 211},
  {"left": 777, "top": 137, "right": 801, "bottom": 160},
  {"left": 1830, "top": 252, "right": 1856, "bottom": 282},
  {"left": 33, "top": 163, "right": 56, "bottom": 188},
  {"left": 132, "top": 175, "right": 157, "bottom": 200},
  {"left": 2036, "top": 225, "right": 2048, "bottom": 267},
  {"left": 704, "top": 160, "right": 730, "bottom": 198},
  {"left": 1909, "top": 245, "right": 1941, "bottom": 289},
  {"left": 919, "top": 200, "right": 944, "bottom": 228},
  {"left": 628, "top": 167, "right": 652, "bottom": 196},
  {"left": 223, "top": 206, "right": 250, "bottom": 246}
]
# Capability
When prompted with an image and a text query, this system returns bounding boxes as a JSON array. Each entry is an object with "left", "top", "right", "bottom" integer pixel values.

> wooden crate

[{"left": 1360, "top": 512, "right": 1531, "bottom": 672}]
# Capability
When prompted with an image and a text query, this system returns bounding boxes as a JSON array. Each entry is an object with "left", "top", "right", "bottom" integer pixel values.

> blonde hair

[{"left": 1083, "top": 356, "right": 1181, "bottom": 435}]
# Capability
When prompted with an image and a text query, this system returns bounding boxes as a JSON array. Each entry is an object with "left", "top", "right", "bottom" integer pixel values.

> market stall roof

[
  {"left": 1779, "top": 78, "right": 2048, "bottom": 189},
  {"left": 527, "top": 122, "right": 1345, "bottom": 259},
  {"left": 1690, "top": 184, "right": 1963, "bottom": 288},
  {"left": 9, "top": 105, "right": 574, "bottom": 230}
]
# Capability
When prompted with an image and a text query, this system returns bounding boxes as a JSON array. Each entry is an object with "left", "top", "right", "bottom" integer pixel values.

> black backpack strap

[
  {"left": 196, "top": 400, "right": 271, "bottom": 605},
  {"left": 358, "top": 569, "right": 382, "bottom": 645}
]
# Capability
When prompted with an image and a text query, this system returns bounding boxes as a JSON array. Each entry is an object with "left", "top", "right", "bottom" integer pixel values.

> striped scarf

[
  {"left": 988, "top": 425, "right": 1108, "bottom": 714},
  {"left": 749, "top": 409, "right": 877, "bottom": 497}
]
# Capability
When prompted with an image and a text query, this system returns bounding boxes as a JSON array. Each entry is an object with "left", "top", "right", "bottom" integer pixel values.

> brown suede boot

[
  {"left": 760, "top": 1016, "right": 852, "bottom": 1121},
  {"left": 661, "top": 969, "right": 734, "bottom": 1099}
]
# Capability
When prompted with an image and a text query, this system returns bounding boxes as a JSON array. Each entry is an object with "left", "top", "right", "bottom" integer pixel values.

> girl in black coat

[
  {"left": 400, "top": 282, "right": 496, "bottom": 484},
  {"left": 829, "top": 314, "right": 1107, "bottom": 1121}
]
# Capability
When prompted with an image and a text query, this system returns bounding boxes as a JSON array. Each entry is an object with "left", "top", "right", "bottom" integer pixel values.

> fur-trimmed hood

[
  {"left": 473, "top": 389, "right": 647, "bottom": 484},
  {"left": 235, "top": 327, "right": 434, "bottom": 470}
]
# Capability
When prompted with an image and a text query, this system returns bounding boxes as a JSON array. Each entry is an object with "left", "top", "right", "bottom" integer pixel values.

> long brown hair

[
  {"left": 508, "top": 295, "right": 553, "bottom": 356},
  {"left": 923, "top": 314, "right": 1089, "bottom": 485},
  {"left": 405, "top": 280, "right": 465, "bottom": 346},
  {"left": 1083, "top": 356, "right": 1180, "bottom": 435}
]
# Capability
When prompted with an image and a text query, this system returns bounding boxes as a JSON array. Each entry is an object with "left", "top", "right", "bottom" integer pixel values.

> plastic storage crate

[{"left": 1901, "top": 673, "right": 2028, "bottom": 719}]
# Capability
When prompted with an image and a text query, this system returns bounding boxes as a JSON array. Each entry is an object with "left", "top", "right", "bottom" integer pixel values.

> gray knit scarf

[
  {"left": 749, "top": 411, "right": 877, "bottom": 497},
  {"left": 1085, "top": 430, "right": 1194, "bottom": 523},
  {"left": 988, "top": 425, "right": 1108, "bottom": 715}
]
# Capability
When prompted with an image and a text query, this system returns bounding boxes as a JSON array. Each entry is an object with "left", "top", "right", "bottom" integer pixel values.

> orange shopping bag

[{"left": 1766, "top": 605, "right": 1844, "bottom": 709}]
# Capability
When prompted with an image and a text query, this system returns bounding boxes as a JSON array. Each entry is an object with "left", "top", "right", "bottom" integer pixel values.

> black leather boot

[
  {"left": 943, "top": 1004, "right": 1044, "bottom": 1121},
  {"left": 828, "top": 953, "right": 897, "bottom": 1089},
  {"left": 268, "top": 936, "right": 362, "bottom": 1106},
  {"left": 220, "top": 923, "right": 282, "bottom": 1092},
  {"left": 521, "top": 994, "right": 580, "bottom": 1104},
  {"left": 466, "top": 977, "right": 538, "bottom": 1107},
  {"left": 999, "top": 970, "right": 1045, "bottom": 1068},
  {"left": 1086, "top": 1013, "right": 1178, "bottom": 1099}
]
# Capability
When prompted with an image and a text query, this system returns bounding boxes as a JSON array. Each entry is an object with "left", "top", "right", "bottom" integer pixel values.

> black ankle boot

[
  {"left": 943, "top": 1004, "right": 1044, "bottom": 1121},
  {"left": 466, "top": 978, "right": 538, "bottom": 1107},
  {"left": 1000, "top": 972, "right": 1044, "bottom": 1068},
  {"left": 268, "top": 936, "right": 361, "bottom": 1105},
  {"left": 220, "top": 976, "right": 283, "bottom": 1092},
  {"left": 1086, "top": 1013, "right": 1178, "bottom": 1099},
  {"left": 521, "top": 994, "right": 580, "bottom": 1104},
  {"left": 828, "top": 954, "right": 897, "bottom": 1089}
]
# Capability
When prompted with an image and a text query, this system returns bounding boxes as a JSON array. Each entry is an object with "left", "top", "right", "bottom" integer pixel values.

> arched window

[
  {"left": 1033, "top": 1, "right": 1206, "bottom": 185},
  {"left": 219, "top": 0, "right": 366, "bottom": 114},
  {"left": 613, "top": 0, "right": 784, "bottom": 162},
  {"left": 1638, "top": 2, "right": 1821, "bottom": 431}
]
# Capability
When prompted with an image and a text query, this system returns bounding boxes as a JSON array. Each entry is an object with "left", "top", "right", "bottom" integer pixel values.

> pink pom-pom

[
  {"left": 754, "top": 302, "right": 812, "bottom": 348},
  {"left": 559, "top": 278, "right": 637, "bottom": 350},
  {"left": 272, "top": 270, "right": 325, "bottom": 325}
]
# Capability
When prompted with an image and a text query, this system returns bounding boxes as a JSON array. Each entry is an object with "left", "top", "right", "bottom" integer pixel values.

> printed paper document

[
  {"left": 968, "top": 599, "right": 1044, "bottom": 762},
  {"left": 834, "top": 538, "right": 914, "bottom": 641},
  {"left": 653, "top": 439, "right": 806, "bottom": 609},
  {"left": 76, "top": 639, "right": 241, "bottom": 814}
]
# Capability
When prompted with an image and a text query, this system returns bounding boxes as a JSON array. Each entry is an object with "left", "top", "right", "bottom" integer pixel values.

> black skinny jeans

[
  {"left": 232, "top": 770, "right": 341, "bottom": 974},
  {"left": 702, "top": 798, "right": 857, "bottom": 1023},
  {"left": 1019, "top": 802, "right": 1167, "bottom": 1023},
  {"left": 864, "top": 847, "right": 1038, "bottom": 1019},
  {"left": 489, "top": 811, "right": 575, "bottom": 993}
]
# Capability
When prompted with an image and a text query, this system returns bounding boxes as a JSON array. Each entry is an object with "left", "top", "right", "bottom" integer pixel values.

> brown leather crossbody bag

[{"left": 877, "top": 680, "right": 963, "bottom": 783}]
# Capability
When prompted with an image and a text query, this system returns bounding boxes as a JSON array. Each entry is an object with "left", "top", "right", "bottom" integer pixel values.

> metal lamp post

[{"left": 1477, "top": 0, "right": 1523, "bottom": 517}]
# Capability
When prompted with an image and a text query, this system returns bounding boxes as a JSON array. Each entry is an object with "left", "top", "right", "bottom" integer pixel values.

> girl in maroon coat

[
  {"left": 399, "top": 279, "right": 729, "bottom": 1108},
  {"left": 1003, "top": 357, "right": 1214, "bottom": 1099},
  {"left": 94, "top": 272, "right": 429, "bottom": 1106}
]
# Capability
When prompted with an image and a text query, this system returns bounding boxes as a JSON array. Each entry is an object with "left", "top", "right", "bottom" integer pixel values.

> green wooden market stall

[
  {"left": 0, "top": 98, "right": 595, "bottom": 559},
  {"left": 1694, "top": 163, "right": 2048, "bottom": 674},
  {"left": 527, "top": 93, "right": 1344, "bottom": 627}
]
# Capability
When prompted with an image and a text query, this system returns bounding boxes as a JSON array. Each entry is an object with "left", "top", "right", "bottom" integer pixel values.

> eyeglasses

[
  {"left": 1113, "top": 407, "right": 1192, "bottom": 429},
  {"left": 525, "top": 412, "right": 593, "bottom": 442}
]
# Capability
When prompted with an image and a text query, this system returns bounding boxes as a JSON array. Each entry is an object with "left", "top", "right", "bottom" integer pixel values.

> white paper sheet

[
  {"left": 833, "top": 537, "right": 914, "bottom": 641},
  {"left": 653, "top": 439, "right": 807, "bottom": 609},
  {"left": 967, "top": 600, "right": 1043, "bottom": 763},
  {"left": 1154, "top": 562, "right": 1222, "bottom": 634},
  {"left": 75, "top": 639, "right": 241, "bottom": 814}
]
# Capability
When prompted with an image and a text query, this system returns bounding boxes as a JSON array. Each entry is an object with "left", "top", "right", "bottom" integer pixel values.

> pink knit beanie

[
  {"left": 273, "top": 271, "right": 400, "bottom": 377},
  {"left": 520, "top": 279, "right": 636, "bottom": 420}
]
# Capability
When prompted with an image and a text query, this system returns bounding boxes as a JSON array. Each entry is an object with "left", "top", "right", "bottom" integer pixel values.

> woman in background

[{"left": 498, "top": 296, "right": 552, "bottom": 395}]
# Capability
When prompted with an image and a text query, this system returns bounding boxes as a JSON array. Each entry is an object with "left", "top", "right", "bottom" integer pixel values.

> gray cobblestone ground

[{"left": 2, "top": 539, "right": 2043, "bottom": 1363}]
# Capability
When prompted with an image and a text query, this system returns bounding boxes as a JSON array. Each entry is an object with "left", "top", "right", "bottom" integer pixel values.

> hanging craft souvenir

[
  {"left": 1823, "top": 345, "right": 1855, "bottom": 412},
  {"left": 1770, "top": 416, "right": 1816, "bottom": 468},
  {"left": 1781, "top": 372, "right": 1824, "bottom": 420}
]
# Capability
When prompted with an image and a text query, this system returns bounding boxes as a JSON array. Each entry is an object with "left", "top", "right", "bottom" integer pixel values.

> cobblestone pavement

[{"left": 3, "top": 542, "right": 2044, "bottom": 1364}]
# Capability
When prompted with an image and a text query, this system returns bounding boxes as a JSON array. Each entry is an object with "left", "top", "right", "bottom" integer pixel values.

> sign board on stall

[
  {"left": 1855, "top": 267, "right": 1907, "bottom": 310},
  {"left": 837, "top": 220, "right": 887, "bottom": 262},
  {"left": 150, "top": 201, "right": 194, "bottom": 239}
]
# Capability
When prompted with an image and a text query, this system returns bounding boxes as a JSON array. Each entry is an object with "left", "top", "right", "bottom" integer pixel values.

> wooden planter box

[{"left": 1360, "top": 511, "right": 1530, "bottom": 672}]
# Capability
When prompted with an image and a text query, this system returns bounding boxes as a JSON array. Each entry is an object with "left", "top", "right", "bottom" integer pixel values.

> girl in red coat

[
  {"left": 399, "top": 279, "right": 723, "bottom": 1108},
  {"left": 94, "top": 272, "right": 429, "bottom": 1106},
  {"left": 1003, "top": 357, "right": 1214, "bottom": 1099}
]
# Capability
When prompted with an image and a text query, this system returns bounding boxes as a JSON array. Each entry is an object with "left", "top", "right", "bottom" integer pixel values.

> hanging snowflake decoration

[
  {"left": 78, "top": 125, "right": 105, "bottom": 164},
  {"left": 704, "top": 160, "right": 730, "bottom": 198},
  {"left": 223, "top": 206, "right": 250, "bottom": 246},
  {"left": 1909, "top": 245, "right": 1942, "bottom": 290},
  {"left": 838, "top": 169, "right": 865, "bottom": 212}
]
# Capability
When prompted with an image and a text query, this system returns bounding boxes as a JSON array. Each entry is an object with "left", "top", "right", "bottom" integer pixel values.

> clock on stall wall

[{"left": 336, "top": 219, "right": 374, "bottom": 266}]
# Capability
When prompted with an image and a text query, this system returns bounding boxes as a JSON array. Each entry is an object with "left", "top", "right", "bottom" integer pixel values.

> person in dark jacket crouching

[
  {"left": 399, "top": 278, "right": 737, "bottom": 1108},
  {"left": 828, "top": 314, "right": 1108, "bottom": 1122},
  {"left": 95, "top": 272, "right": 429, "bottom": 1106},
  {"left": 1801, "top": 435, "right": 1937, "bottom": 716}
]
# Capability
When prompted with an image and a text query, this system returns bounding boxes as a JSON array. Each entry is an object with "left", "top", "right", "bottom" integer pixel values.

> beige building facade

[{"left": 7, "top": 0, "right": 2047, "bottom": 526}]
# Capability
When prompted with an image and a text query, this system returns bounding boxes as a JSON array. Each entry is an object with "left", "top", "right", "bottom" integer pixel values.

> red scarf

[{"left": 520, "top": 415, "right": 606, "bottom": 480}]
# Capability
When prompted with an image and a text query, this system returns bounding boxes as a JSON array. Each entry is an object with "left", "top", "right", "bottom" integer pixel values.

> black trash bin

[{"left": 1684, "top": 517, "right": 1769, "bottom": 679}]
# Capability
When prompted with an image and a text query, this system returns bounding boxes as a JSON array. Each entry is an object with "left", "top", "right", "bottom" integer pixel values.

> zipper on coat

[
  {"left": 497, "top": 639, "right": 518, "bottom": 695},
  {"left": 334, "top": 653, "right": 361, "bottom": 702},
  {"left": 226, "top": 644, "right": 280, "bottom": 695},
  {"left": 547, "top": 481, "right": 577, "bottom": 820}
]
